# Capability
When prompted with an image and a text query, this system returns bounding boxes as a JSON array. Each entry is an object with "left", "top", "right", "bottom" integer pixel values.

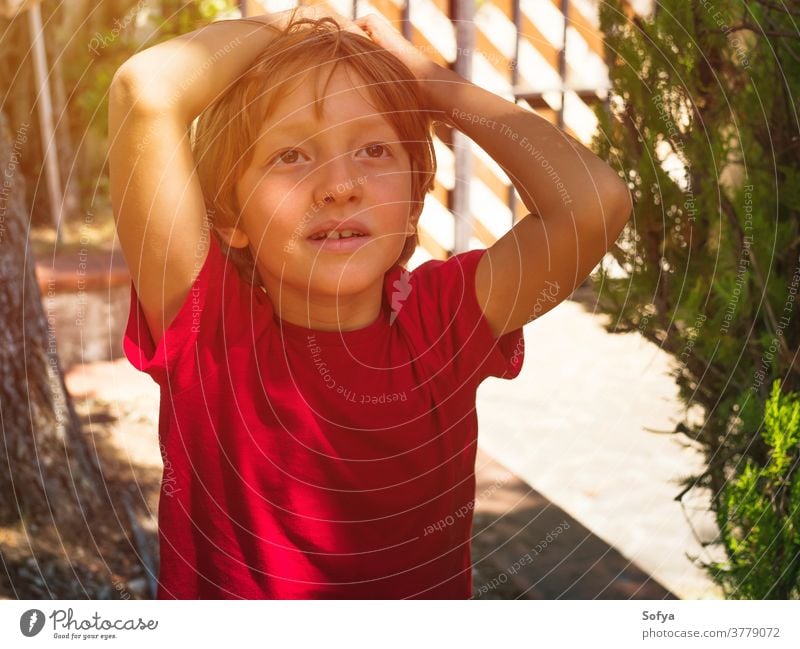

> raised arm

[
  {"left": 437, "top": 70, "right": 632, "bottom": 338},
  {"left": 356, "top": 13, "right": 632, "bottom": 338},
  {"left": 109, "top": 7, "right": 358, "bottom": 346}
]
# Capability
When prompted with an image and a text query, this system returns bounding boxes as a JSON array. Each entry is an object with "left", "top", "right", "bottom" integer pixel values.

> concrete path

[
  {"left": 470, "top": 449, "right": 677, "bottom": 599},
  {"left": 475, "top": 288, "right": 726, "bottom": 599}
]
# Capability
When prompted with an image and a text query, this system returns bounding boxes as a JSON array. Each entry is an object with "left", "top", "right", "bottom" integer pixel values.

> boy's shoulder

[
  {"left": 386, "top": 246, "right": 522, "bottom": 384},
  {"left": 386, "top": 248, "right": 487, "bottom": 324},
  {"left": 393, "top": 248, "right": 486, "bottom": 294}
]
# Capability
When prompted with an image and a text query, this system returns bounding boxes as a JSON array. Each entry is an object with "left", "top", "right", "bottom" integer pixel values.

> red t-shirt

[{"left": 123, "top": 233, "right": 524, "bottom": 599}]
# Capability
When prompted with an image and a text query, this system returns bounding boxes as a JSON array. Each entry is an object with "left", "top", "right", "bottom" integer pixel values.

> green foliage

[
  {"left": 55, "top": 0, "right": 237, "bottom": 218},
  {"left": 704, "top": 380, "right": 800, "bottom": 599},
  {"left": 592, "top": 1, "right": 800, "bottom": 597},
  {"left": 152, "top": 0, "right": 238, "bottom": 42},
  {"left": 74, "top": 0, "right": 236, "bottom": 137}
]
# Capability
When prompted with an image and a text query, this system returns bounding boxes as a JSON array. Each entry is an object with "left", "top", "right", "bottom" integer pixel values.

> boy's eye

[
  {"left": 268, "top": 143, "right": 392, "bottom": 167},
  {"left": 356, "top": 143, "right": 392, "bottom": 159},
  {"left": 272, "top": 149, "right": 307, "bottom": 165}
]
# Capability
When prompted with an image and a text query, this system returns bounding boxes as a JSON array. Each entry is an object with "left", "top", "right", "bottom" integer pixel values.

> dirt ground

[{"left": 0, "top": 361, "right": 161, "bottom": 599}]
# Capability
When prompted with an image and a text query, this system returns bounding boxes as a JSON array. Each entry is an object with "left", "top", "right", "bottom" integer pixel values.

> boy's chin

[
  {"left": 271, "top": 247, "right": 401, "bottom": 288},
  {"left": 308, "top": 273, "right": 382, "bottom": 296},
  {"left": 306, "top": 261, "right": 389, "bottom": 291}
]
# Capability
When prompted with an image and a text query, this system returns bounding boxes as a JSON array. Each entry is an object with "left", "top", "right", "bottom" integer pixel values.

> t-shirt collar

[{"left": 266, "top": 266, "right": 402, "bottom": 347}]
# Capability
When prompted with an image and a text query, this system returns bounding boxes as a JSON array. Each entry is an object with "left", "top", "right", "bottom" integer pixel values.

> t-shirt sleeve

[
  {"left": 400, "top": 247, "right": 525, "bottom": 388},
  {"left": 122, "top": 232, "right": 225, "bottom": 389}
]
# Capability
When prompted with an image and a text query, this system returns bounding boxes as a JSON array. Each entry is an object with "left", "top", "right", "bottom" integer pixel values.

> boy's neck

[{"left": 262, "top": 278, "right": 386, "bottom": 332}]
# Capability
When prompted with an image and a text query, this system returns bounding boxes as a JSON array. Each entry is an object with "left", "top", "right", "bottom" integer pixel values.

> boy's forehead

[
  {"left": 258, "top": 66, "right": 388, "bottom": 136},
  {"left": 260, "top": 111, "right": 392, "bottom": 140}
]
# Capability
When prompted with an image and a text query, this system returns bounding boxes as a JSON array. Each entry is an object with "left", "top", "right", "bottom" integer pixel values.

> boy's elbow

[
  {"left": 109, "top": 60, "right": 170, "bottom": 116},
  {"left": 109, "top": 64, "right": 148, "bottom": 112},
  {"left": 605, "top": 175, "right": 633, "bottom": 227},
  {"left": 616, "top": 185, "right": 634, "bottom": 223}
]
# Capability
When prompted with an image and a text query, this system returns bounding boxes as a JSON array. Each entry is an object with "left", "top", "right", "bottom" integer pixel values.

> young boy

[{"left": 109, "top": 8, "right": 631, "bottom": 599}]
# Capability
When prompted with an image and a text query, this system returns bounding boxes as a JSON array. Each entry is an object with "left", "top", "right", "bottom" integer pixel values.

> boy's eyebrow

[{"left": 267, "top": 114, "right": 393, "bottom": 137}]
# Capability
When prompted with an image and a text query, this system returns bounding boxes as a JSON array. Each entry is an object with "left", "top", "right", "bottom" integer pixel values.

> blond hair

[{"left": 192, "top": 11, "right": 437, "bottom": 288}]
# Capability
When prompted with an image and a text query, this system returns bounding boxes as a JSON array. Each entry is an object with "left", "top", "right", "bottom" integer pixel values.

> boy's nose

[{"left": 312, "top": 153, "right": 364, "bottom": 206}]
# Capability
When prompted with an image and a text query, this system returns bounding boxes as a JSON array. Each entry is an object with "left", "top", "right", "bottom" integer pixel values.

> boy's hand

[{"left": 353, "top": 13, "right": 440, "bottom": 85}]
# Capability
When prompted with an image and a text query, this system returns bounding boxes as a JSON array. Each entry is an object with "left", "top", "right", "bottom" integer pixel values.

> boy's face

[{"left": 231, "top": 63, "right": 418, "bottom": 301}]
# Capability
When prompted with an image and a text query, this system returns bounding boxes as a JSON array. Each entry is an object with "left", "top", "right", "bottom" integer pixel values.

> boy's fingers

[
  {"left": 320, "top": 10, "right": 368, "bottom": 36},
  {"left": 354, "top": 14, "right": 382, "bottom": 29},
  {"left": 341, "top": 19, "right": 369, "bottom": 37},
  {"left": 294, "top": 5, "right": 356, "bottom": 28}
]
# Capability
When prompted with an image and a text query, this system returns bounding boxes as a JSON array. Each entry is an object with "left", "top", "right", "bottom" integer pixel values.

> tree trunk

[
  {"left": 0, "top": 110, "right": 101, "bottom": 527},
  {"left": 49, "top": 54, "right": 81, "bottom": 223}
]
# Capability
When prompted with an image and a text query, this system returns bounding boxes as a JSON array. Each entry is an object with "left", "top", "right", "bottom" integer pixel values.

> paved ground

[
  {"left": 470, "top": 449, "right": 677, "bottom": 599},
  {"left": 475, "top": 287, "right": 725, "bottom": 599}
]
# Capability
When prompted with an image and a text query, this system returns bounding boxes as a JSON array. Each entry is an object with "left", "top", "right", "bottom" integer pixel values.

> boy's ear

[{"left": 216, "top": 226, "right": 250, "bottom": 249}]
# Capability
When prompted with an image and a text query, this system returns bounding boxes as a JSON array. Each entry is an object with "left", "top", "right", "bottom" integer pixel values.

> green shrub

[
  {"left": 592, "top": 0, "right": 799, "bottom": 597},
  {"left": 705, "top": 380, "right": 800, "bottom": 599}
]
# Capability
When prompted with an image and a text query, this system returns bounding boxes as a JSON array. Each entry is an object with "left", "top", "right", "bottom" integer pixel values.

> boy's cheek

[{"left": 239, "top": 217, "right": 294, "bottom": 260}]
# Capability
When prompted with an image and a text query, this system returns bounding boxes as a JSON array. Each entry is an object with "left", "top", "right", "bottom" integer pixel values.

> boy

[{"left": 110, "top": 8, "right": 631, "bottom": 599}]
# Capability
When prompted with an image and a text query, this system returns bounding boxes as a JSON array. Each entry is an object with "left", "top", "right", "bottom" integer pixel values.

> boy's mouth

[
  {"left": 306, "top": 219, "right": 372, "bottom": 251},
  {"left": 308, "top": 229, "right": 368, "bottom": 241},
  {"left": 306, "top": 218, "right": 371, "bottom": 240}
]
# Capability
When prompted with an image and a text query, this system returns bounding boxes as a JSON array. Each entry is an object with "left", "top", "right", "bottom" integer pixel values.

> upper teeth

[{"left": 310, "top": 230, "right": 365, "bottom": 240}]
